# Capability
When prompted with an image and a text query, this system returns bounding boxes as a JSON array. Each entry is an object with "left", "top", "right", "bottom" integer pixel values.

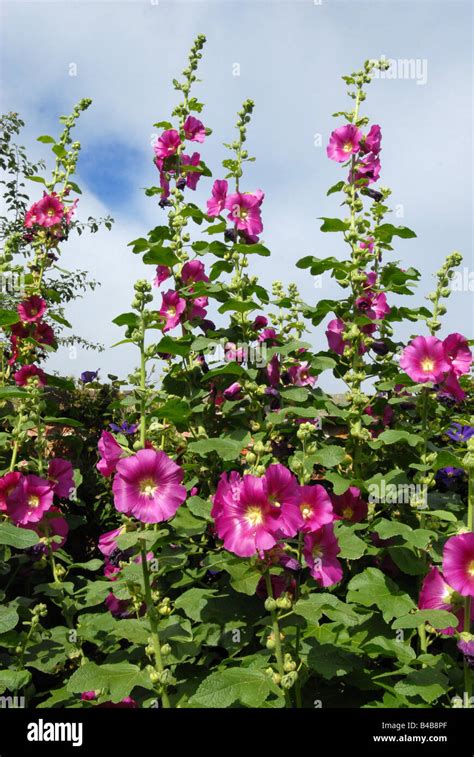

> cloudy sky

[{"left": 1, "top": 0, "right": 472, "bottom": 391}]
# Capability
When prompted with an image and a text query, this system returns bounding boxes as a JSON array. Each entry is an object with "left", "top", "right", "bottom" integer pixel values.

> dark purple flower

[
  {"left": 80, "top": 370, "right": 99, "bottom": 384},
  {"left": 109, "top": 421, "right": 139, "bottom": 435},
  {"left": 458, "top": 638, "right": 474, "bottom": 669},
  {"left": 435, "top": 467, "right": 466, "bottom": 489},
  {"left": 446, "top": 423, "right": 474, "bottom": 443}
]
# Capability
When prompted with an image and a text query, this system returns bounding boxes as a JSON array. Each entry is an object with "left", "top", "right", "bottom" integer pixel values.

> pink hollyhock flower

[
  {"left": 159, "top": 289, "right": 186, "bottom": 332},
  {"left": 98, "top": 526, "right": 125, "bottom": 557},
  {"left": 350, "top": 153, "right": 381, "bottom": 185},
  {"left": 362, "top": 124, "right": 382, "bottom": 155},
  {"left": 81, "top": 690, "right": 138, "bottom": 708},
  {"left": 326, "top": 318, "right": 348, "bottom": 355},
  {"left": 264, "top": 464, "right": 301, "bottom": 538},
  {"left": 97, "top": 430, "right": 124, "bottom": 477},
  {"left": 155, "top": 168, "right": 170, "bottom": 199},
  {"left": 297, "top": 485, "right": 334, "bottom": 533},
  {"left": 64, "top": 199, "right": 79, "bottom": 224},
  {"left": 225, "top": 192, "right": 263, "bottom": 236},
  {"left": 360, "top": 238, "right": 375, "bottom": 254},
  {"left": 14, "top": 364, "right": 46, "bottom": 387},
  {"left": 418, "top": 566, "right": 472, "bottom": 635},
  {"left": 18, "top": 295, "right": 47, "bottom": 323},
  {"left": 326, "top": 124, "right": 362, "bottom": 162},
  {"left": 303, "top": 524, "right": 343, "bottom": 587},
  {"left": 188, "top": 295, "right": 208, "bottom": 321},
  {"left": 0, "top": 472, "right": 21, "bottom": 512},
  {"left": 437, "top": 371, "right": 466, "bottom": 403},
  {"left": 253, "top": 315, "right": 268, "bottom": 330},
  {"left": 224, "top": 342, "right": 245, "bottom": 362},
  {"left": 399, "top": 335, "right": 451, "bottom": 384},
  {"left": 25, "top": 506, "right": 69, "bottom": 553},
  {"left": 258, "top": 328, "right": 279, "bottom": 345},
  {"left": 288, "top": 361, "right": 316, "bottom": 387},
  {"left": 223, "top": 382, "right": 242, "bottom": 400},
  {"left": 153, "top": 265, "right": 171, "bottom": 288},
  {"left": 181, "top": 153, "right": 202, "bottom": 190},
  {"left": 105, "top": 592, "right": 134, "bottom": 618},
  {"left": 48, "top": 458, "right": 75, "bottom": 499},
  {"left": 183, "top": 115, "right": 206, "bottom": 143},
  {"left": 443, "top": 333, "right": 472, "bottom": 377},
  {"left": 33, "top": 321, "right": 55, "bottom": 346},
  {"left": 154, "top": 129, "right": 181, "bottom": 159},
  {"left": 211, "top": 473, "right": 282, "bottom": 557},
  {"left": 6, "top": 474, "right": 54, "bottom": 525},
  {"left": 181, "top": 259, "right": 209, "bottom": 284},
  {"left": 443, "top": 533, "right": 474, "bottom": 597},
  {"left": 267, "top": 354, "right": 280, "bottom": 387},
  {"left": 112, "top": 449, "right": 186, "bottom": 524},
  {"left": 24, "top": 200, "right": 42, "bottom": 228},
  {"left": 206, "top": 179, "right": 228, "bottom": 217},
  {"left": 331, "top": 486, "right": 368, "bottom": 523},
  {"left": 35, "top": 193, "right": 64, "bottom": 227}
]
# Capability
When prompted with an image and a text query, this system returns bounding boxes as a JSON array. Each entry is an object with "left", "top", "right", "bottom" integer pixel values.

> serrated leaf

[{"left": 188, "top": 668, "right": 280, "bottom": 708}]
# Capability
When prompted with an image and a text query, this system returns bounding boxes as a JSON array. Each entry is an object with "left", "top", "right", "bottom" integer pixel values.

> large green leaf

[
  {"left": 188, "top": 667, "right": 280, "bottom": 708},
  {"left": 0, "top": 522, "right": 39, "bottom": 549},
  {"left": 66, "top": 662, "right": 152, "bottom": 703},
  {"left": 347, "top": 568, "right": 415, "bottom": 622}
]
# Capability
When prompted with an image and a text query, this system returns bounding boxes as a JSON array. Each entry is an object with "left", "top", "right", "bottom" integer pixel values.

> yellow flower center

[
  {"left": 312, "top": 544, "right": 323, "bottom": 558},
  {"left": 468, "top": 560, "right": 474, "bottom": 577},
  {"left": 300, "top": 503, "right": 312, "bottom": 520},
  {"left": 168, "top": 307, "right": 176, "bottom": 316},
  {"left": 421, "top": 358, "right": 434, "bottom": 372},
  {"left": 139, "top": 478, "right": 157, "bottom": 497},
  {"left": 245, "top": 505, "right": 263, "bottom": 527},
  {"left": 342, "top": 507, "right": 354, "bottom": 519},
  {"left": 28, "top": 495, "right": 40, "bottom": 509},
  {"left": 343, "top": 142, "right": 353, "bottom": 152}
]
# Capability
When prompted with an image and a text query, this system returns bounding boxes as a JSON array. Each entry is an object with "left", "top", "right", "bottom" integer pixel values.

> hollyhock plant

[
  {"left": 183, "top": 115, "right": 206, "bottom": 143},
  {"left": 361, "top": 124, "right": 382, "bottom": 155},
  {"left": 399, "top": 335, "right": 451, "bottom": 383},
  {"left": 303, "top": 524, "right": 343, "bottom": 587},
  {"left": 443, "top": 332, "right": 472, "bottom": 377},
  {"left": 14, "top": 364, "right": 46, "bottom": 387},
  {"left": 6, "top": 475, "right": 54, "bottom": 525},
  {"left": 25, "top": 507, "right": 69, "bottom": 553},
  {"left": 325, "top": 318, "right": 349, "bottom": 356},
  {"left": 159, "top": 290, "right": 186, "bottom": 332},
  {"left": 331, "top": 486, "right": 368, "bottom": 523},
  {"left": 98, "top": 526, "right": 126, "bottom": 557},
  {"left": 287, "top": 361, "right": 316, "bottom": 387},
  {"left": 418, "top": 566, "right": 471, "bottom": 635},
  {"left": 17, "top": 295, "right": 47, "bottom": 323},
  {"left": 350, "top": 153, "right": 381, "bottom": 185},
  {"left": 326, "top": 124, "right": 362, "bottom": 162},
  {"left": 181, "top": 153, "right": 202, "bottom": 190},
  {"left": 297, "top": 485, "right": 334, "bottom": 533},
  {"left": 48, "top": 458, "right": 75, "bottom": 498},
  {"left": 154, "top": 129, "right": 181, "bottom": 159},
  {"left": 442, "top": 533, "right": 474, "bottom": 597},
  {"left": 153, "top": 265, "right": 171, "bottom": 288},
  {"left": 0, "top": 472, "right": 21, "bottom": 511},
  {"left": 112, "top": 449, "right": 186, "bottom": 524},
  {"left": 181, "top": 259, "right": 209, "bottom": 285},
  {"left": 35, "top": 192, "right": 64, "bottom": 227},
  {"left": 97, "top": 430, "right": 124, "bottom": 477},
  {"left": 264, "top": 464, "right": 302, "bottom": 537}
]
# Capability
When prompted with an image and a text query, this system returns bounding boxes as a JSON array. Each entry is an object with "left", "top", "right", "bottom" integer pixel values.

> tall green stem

[
  {"left": 140, "top": 541, "right": 170, "bottom": 708},
  {"left": 463, "top": 466, "right": 473, "bottom": 707}
]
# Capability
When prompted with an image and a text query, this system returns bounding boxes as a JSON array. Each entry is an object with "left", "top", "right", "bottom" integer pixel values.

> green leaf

[
  {"left": 187, "top": 496, "right": 212, "bottom": 521},
  {"left": 174, "top": 588, "right": 217, "bottom": 621},
  {"left": 223, "top": 558, "right": 261, "bottom": 596},
  {"left": 318, "top": 217, "right": 348, "bottom": 232},
  {"left": 0, "top": 386, "right": 28, "bottom": 399},
  {"left": 142, "top": 246, "right": 179, "bottom": 266},
  {"left": 306, "top": 640, "right": 362, "bottom": 679},
  {"left": 218, "top": 299, "right": 258, "bottom": 314},
  {"left": 66, "top": 662, "right": 151, "bottom": 703},
  {"left": 0, "top": 604, "right": 19, "bottom": 634},
  {"left": 37, "top": 135, "right": 56, "bottom": 144},
  {"left": 188, "top": 668, "right": 280, "bottom": 708},
  {"left": 0, "top": 522, "right": 39, "bottom": 549},
  {"left": 296, "top": 256, "right": 345, "bottom": 275},
  {"left": 326, "top": 180, "right": 345, "bottom": 196},
  {"left": 155, "top": 336, "right": 191, "bottom": 358},
  {"left": 363, "top": 636, "right": 415, "bottom": 665},
  {"left": 334, "top": 522, "right": 367, "bottom": 559},
  {"left": 347, "top": 567, "right": 415, "bottom": 622},
  {"left": 375, "top": 224, "right": 417, "bottom": 244},
  {"left": 0, "top": 309, "right": 19, "bottom": 327},
  {"left": 392, "top": 609, "right": 459, "bottom": 630},
  {"left": 312, "top": 445, "right": 346, "bottom": 468},
  {"left": 0, "top": 670, "right": 31, "bottom": 692},
  {"left": 43, "top": 417, "right": 83, "bottom": 428},
  {"left": 324, "top": 471, "right": 352, "bottom": 495},
  {"left": 377, "top": 429, "right": 424, "bottom": 447},
  {"left": 394, "top": 667, "right": 448, "bottom": 704},
  {"left": 112, "top": 312, "right": 139, "bottom": 328},
  {"left": 294, "top": 593, "right": 362, "bottom": 627},
  {"left": 188, "top": 437, "right": 244, "bottom": 461}
]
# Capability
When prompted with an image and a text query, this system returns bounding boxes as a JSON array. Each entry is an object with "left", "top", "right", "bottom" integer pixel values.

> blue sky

[{"left": 0, "top": 0, "right": 472, "bottom": 390}]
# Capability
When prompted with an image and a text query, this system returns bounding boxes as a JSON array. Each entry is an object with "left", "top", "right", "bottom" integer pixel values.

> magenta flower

[
  {"left": 327, "top": 124, "right": 362, "bottom": 162},
  {"left": 331, "top": 486, "right": 368, "bottom": 523},
  {"left": 223, "top": 381, "right": 242, "bottom": 400},
  {"left": 303, "top": 524, "right": 343, "bottom": 587},
  {"left": 206, "top": 179, "right": 228, "bottom": 217},
  {"left": 443, "top": 333, "right": 472, "bottom": 377},
  {"left": 98, "top": 526, "right": 125, "bottom": 557},
  {"left": 362, "top": 124, "right": 382, "bottom": 155},
  {"left": 181, "top": 152, "right": 202, "bottom": 190},
  {"left": 0, "top": 472, "right": 21, "bottom": 512},
  {"left": 6, "top": 474, "right": 54, "bottom": 525},
  {"left": 258, "top": 328, "right": 279, "bottom": 345},
  {"left": 97, "top": 431, "right": 124, "bottom": 477},
  {"left": 18, "top": 295, "right": 47, "bottom": 323},
  {"left": 159, "top": 289, "right": 186, "bottom": 332},
  {"left": 112, "top": 449, "right": 186, "bottom": 524},
  {"left": 211, "top": 473, "right": 281, "bottom": 557},
  {"left": 350, "top": 153, "right": 381, "bottom": 185},
  {"left": 48, "top": 458, "right": 75, "bottom": 498},
  {"left": 253, "top": 315, "right": 268, "bottom": 330},
  {"left": 181, "top": 260, "right": 209, "bottom": 285},
  {"left": 35, "top": 193, "right": 64, "bottom": 227},
  {"left": 188, "top": 295, "right": 208, "bottom": 321},
  {"left": 443, "top": 533, "right": 474, "bottom": 597},
  {"left": 297, "top": 485, "right": 334, "bottom": 533},
  {"left": 225, "top": 192, "right": 263, "bottom": 236},
  {"left": 418, "top": 566, "right": 471, "bottom": 635},
  {"left": 399, "top": 335, "right": 450, "bottom": 383},
  {"left": 288, "top": 361, "right": 316, "bottom": 387},
  {"left": 264, "top": 464, "right": 301, "bottom": 538},
  {"left": 183, "top": 115, "right": 206, "bottom": 143},
  {"left": 33, "top": 322, "right": 55, "bottom": 346},
  {"left": 153, "top": 265, "right": 171, "bottom": 288},
  {"left": 326, "top": 318, "right": 349, "bottom": 356},
  {"left": 24, "top": 200, "right": 42, "bottom": 228},
  {"left": 25, "top": 506, "right": 69, "bottom": 553},
  {"left": 437, "top": 371, "right": 466, "bottom": 403},
  {"left": 154, "top": 129, "right": 181, "bottom": 159},
  {"left": 266, "top": 354, "right": 280, "bottom": 387},
  {"left": 224, "top": 342, "right": 245, "bottom": 362},
  {"left": 14, "top": 364, "right": 47, "bottom": 387}
]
